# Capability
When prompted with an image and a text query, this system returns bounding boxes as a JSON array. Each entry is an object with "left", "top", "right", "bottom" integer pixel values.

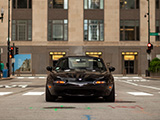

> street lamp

[{"left": 0, "top": 7, "right": 4, "bottom": 22}]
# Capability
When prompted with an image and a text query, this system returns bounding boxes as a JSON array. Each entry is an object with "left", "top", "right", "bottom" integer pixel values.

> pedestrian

[{"left": 0, "top": 61, "right": 4, "bottom": 78}]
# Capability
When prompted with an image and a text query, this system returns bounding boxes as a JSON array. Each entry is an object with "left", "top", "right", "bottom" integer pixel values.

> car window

[
  {"left": 68, "top": 57, "right": 106, "bottom": 71},
  {"left": 56, "top": 58, "right": 68, "bottom": 70}
]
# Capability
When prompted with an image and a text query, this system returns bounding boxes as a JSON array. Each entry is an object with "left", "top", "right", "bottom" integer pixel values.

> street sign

[{"left": 150, "top": 32, "right": 160, "bottom": 36}]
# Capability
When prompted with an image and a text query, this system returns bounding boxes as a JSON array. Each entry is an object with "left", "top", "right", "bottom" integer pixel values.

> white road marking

[
  {"left": 139, "top": 85, "right": 160, "bottom": 90},
  {"left": 38, "top": 77, "right": 46, "bottom": 79},
  {"left": 0, "top": 92, "right": 13, "bottom": 96},
  {"left": 115, "top": 94, "right": 117, "bottom": 96},
  {"left": 122, "top": 77, "right": 129, "bottom": 79},
  {"left": 132, "top": 77, "right": 142, "bottom": 79},
  {"left": 121, "top": 81, "right": 138, "bottom": 86},
  {"left": 28, "top": 77, "right": 35, "bottom": 79},
  {"left": 18, "top": 85, "right": 28, "bottom": 88},
  {"left": 5, "top": 85, "right": 12, "bottom": 88},
  {"left": 141, "top": 79, "right": 147, "bottom": 82},
  {"left": 23, "top": 92, "right": 45, "bottom": 96},
  {"left": 120, "top": 80, "right": 160, "bottom": 90},
  {"left": 17, "top": 77, "right": 24, "bottom": 79},
  {"left": 127, "top": 92, "right": 153, "bottom": 96}
]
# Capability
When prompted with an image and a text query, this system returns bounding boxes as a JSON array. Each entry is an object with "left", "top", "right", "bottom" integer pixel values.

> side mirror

[
  {"left": 109, "top": 66, "right": 115, "bottom": 72},
  {"left": 46, "top": 66, "right": 53, "bottom": 72}
]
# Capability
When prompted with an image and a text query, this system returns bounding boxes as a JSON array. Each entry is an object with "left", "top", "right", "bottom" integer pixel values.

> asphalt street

[{"left": 0, "top": 76, "right": 160, "bottom": 120}]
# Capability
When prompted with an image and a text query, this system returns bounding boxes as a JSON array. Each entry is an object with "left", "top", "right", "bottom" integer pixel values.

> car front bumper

[{"left": 47, "top": 82, "right": 114, "bottom": 97}]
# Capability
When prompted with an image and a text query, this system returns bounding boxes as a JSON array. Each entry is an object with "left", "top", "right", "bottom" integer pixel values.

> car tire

[
  {"left": 45, "top": 86, "right": 57, "bottom": 102},
  {"left": 103, "top": 84, "right": 115, "bottom": 102}
]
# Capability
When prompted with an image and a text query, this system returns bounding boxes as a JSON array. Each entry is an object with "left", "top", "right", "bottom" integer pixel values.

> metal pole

[
  {"left": 0, "top": 49, "right": 1, "bottom": 78},
  {"left": 147, "top": 0, "right": 150, "bottom": 76},
  {"left": 7, "top": 0, "right": 10, "bottom": 77},
  {"left": 12, "top": 43, "right": 15, "bottom": 76},
  {"left": 148, "top": 0, "right": 150, "bottom": 44}
]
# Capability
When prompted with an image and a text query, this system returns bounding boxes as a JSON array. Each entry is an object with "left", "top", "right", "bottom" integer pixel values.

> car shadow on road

[{"left": 46, "top": 97, "right": 136, "bottom": 103}]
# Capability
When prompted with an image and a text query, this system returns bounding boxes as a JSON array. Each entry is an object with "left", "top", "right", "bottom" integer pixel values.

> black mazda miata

[{"left": 46, "top": 56, "right": 115, "bottom": 102}]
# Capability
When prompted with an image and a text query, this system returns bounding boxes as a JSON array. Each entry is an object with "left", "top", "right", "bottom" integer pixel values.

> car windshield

[{"left": 54, "top": 57, "right": 106, "bottom": 71}]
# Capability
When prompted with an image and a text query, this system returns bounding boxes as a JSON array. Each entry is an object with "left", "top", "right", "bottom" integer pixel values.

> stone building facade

[{"left": 0, "top": 0, "right": 160, "bottom": 74}]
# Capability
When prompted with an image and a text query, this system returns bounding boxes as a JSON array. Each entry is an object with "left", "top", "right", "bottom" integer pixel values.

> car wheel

[
  {"left": 45, "top": 86, "right": 57, "bottom": 102},
  {"left": 103, "top": 84, "right": 115, "bottom": 102}
]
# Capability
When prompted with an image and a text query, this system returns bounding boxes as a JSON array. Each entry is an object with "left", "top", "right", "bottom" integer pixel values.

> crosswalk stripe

[
  {"left": 0, "top": 92, "right": 13, "bottom": 96},
  {"left": 23, "top": 92, "right": 45, "bottom": 96},
  {"left": 127, "top": 92, "right": 153, "bottom": 96},
  {"left": 17, "top": 77, "right": 25, "bottom": 79},
  {"left": 28, "top": 77, "right": 35, "bottom": 79},
  {"left": 38, "top": 77, "right": 46, "bottom": 79}
]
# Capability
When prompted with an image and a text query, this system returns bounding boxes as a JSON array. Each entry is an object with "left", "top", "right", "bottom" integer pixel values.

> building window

[
  {"left": 12, "top": 0, "right": 32, "bottom": 9},
  {"left": 12, "top": 20, "right": 32, "bottom": 41},
  {"left": 156, "top": 0, "right": 160, "bottom": 9},
  {"left": 48, "top": 20, "right": 68, "bottom": 41},
  {"left": 84, "top": 20, "right": 104, "bottom": 41},
  {"left": 120, "top": 0, "right": 139, "bottom": 9},
  {"left": 156, "top": 21, "right": 160, "bottom": 41},
  {"left": 120, "top": 20, "right": 139, "bottom": 41},
  {"left": 84, "top": 0, "right": 103, "bottom": 9},
  {"left": 48, "top": 0, "right": 68, "bottom": 9}
]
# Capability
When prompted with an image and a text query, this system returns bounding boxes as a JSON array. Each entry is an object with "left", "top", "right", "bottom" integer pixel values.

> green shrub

[{"left": 149, "top": 58, "right": 160, "bottom": 73}]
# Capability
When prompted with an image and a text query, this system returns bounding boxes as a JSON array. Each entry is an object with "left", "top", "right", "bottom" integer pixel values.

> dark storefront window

[
  {"left": 48, "top": 20, "right": 68, "bottom": 41},
  {"left": 84, "top": 0, "right": 103, "bottom": 9},
  {"left": 12, "top": 20, "right": 32, "bottom": 41},
  {"left": 120, "top": 20, "right": 139, "bottom": 41},
  {"left": 48, "top": 0, "right": 68, "bottom": 9},
  {"left": 12, "top": 0, "right": 32, "bottom": 9},
  {"left": 156, "top": 0, "right": 160, "bottom": 9},
  {"left": 120, "top": 0, "right": 139, "bottom": 9},
  {"left": 84, "top": 20, "right": 104, "bottom": 41},
  {"left": 156, "top": 21, "right": 160, "bottom": 41}
]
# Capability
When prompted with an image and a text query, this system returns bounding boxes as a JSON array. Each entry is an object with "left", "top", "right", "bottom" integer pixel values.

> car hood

[{"left": 53, "top": 70, "right": 111, "bottom": 82}]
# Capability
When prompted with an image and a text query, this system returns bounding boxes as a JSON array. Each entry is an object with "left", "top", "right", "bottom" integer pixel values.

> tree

[{"left": 149, "top": 58, "right": 160, "bottom": 73}]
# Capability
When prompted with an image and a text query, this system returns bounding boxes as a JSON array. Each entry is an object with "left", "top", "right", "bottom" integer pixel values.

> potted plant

[{"left": 149, "top": 58, "right": 160, "bottom": 77}]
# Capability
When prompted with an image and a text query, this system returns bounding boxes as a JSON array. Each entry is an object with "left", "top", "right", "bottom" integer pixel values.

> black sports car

[{"left": 46, "top": 56, "right": 115, "bottom": 102}]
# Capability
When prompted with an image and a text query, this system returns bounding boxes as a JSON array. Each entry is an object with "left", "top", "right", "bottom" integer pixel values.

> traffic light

[
  {"left": 10, "top": 46, "right": 14, "bottom": 58},
  {"left": 15, "top": 47, "right": 19, "bottom": 54},
  {"left": 146, "top": 43, "right": 153, "bottom": 54}
]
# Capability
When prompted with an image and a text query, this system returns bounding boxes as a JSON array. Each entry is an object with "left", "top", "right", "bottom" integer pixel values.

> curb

[
  {"left": 0, "top": 77, "right": 13, "bottom": 81},
  {"left": 143, "top": 77, "right": 160, "bottom": 80}
]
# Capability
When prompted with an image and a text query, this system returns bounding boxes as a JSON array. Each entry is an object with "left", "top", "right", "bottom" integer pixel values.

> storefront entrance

[
  {"left": 122, "top": 52, "right": 138, "bottom": 74},
  {"left": 124, "top": 60, "right": 134, "bottom": 74}
]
